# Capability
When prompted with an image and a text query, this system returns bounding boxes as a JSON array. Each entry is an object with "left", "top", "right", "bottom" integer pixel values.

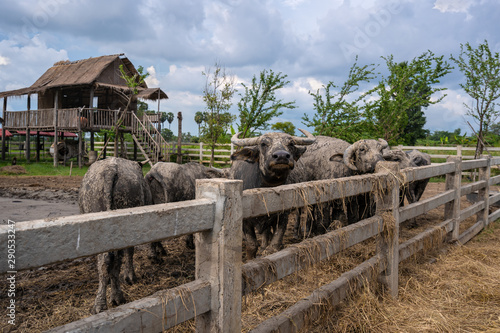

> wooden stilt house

[{"left": 0, "top": 54, "right": 169, "bottom": 167}]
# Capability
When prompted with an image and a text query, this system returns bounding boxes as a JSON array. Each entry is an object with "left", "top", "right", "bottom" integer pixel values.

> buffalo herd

[{"left": 78, "top": 131, "right": 430, "bottom": 313}]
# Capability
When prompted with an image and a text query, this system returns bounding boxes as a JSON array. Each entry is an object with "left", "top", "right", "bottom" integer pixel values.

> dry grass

[
  {"left": 307, "top": 220, "right": 500, "bottom": 333},
  {"left": 1, "top": 183, "right": 500, "bottom": 333}
]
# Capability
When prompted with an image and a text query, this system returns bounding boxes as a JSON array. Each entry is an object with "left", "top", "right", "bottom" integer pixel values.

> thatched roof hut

[{"left": 0, "top": 53, "right": 167, "bottom": 110}]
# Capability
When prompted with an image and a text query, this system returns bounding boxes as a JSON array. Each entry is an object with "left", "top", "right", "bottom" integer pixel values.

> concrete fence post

[
  {"left": 195, "top": 178, "right": 243, "bottom": 333},
  {"left": 457, "top": 145, "right": 462, "bottom": 157},
  {"left": 375, "top": 161, "right": 400, "bottom": 298},
  {"left": 445, "top": 156, "right": 462, "bottom": 242},
  {"left": 478, "top": 155, "right": 491, "bottom": 226}
]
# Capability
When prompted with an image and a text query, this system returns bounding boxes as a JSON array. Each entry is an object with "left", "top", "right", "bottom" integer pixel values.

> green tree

[
  {"left": 271, "top": 121, "right": 296, "bottom": 135},
  {"left": 201, "top": 61, "right": 236, "bottom": 166},
  {"left": 165, "top": 112, "right": 174, "bottom": 130},
  {"left": 451, "top": 40, "right": 500, "bottom": 157},
  {"left": 161, "top": 128, "right": 174, "bottom": 141},
  {"left": 194, "top": 111, "right": 205, "bottom": 138},
  {"left": 364, "top": 51, "right": 452, "bottom": 145},
  {"left": 302, "top": 57, "right": 376, "bottom": 142},
  {"left": 237, "top": 69, "right": 296, "bottom": 138}
]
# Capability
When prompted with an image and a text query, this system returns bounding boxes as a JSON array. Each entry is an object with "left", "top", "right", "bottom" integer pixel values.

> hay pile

[
  {"left": 307, "top": 220, "right": 500, "bottom": 332},
  {"left": 0, "top": 165, "right": 27, "bottom": 175}
]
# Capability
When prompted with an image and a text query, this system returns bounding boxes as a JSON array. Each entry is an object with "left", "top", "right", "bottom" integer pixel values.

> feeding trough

[{"left": 466, "top": 189, "right": 500, "bottom": 208}]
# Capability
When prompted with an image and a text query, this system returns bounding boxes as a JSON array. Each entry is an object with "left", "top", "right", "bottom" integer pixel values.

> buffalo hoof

[
  {"left": 91, "top": 300, "right": 107, "bottom": 314},
  {"left": 110, "top": 289, "right": 126, "bottom": 306},
  {"left": 121, "top": 269, "right": 137, "bottom": 285}
]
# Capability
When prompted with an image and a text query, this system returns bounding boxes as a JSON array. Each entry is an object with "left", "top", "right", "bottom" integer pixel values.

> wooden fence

[{"left": 1, "top": 156, "right": 499, "bottom": 332}]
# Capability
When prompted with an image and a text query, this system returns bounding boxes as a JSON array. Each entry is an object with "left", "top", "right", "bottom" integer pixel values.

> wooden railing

[
  {"left": 1, "top": 156, "right": 498, "bottom": 332},
  {"left": 130, "top": 112, "right": 169, "bottom": 165}
]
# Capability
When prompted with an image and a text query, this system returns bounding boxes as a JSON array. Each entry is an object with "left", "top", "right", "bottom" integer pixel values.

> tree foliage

[
  {"left": 301, "top": 57, "right": 376, "bottom": 142},
  {"left": 165, "top": 112, "right": 174, "bottom": 129},
  {"left": 364, "top": 51, "right": 452, "bottom": 145},
  {"left": 237, "top": 69, "right": 296, "bottom": 138},
  {"left": 451, "top": 40, "right": 500, "bottom": 157},
  {"left": 201, "top": 62, "right": 236, "bottom": 165},
  {"left": 271, "top": 121, "right": 296, "bottom": 135}
]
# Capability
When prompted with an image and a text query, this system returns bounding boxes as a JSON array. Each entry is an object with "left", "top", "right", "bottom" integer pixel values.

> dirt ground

[{"left": 0, "top": 176, "right": 494, "bottom": 332}]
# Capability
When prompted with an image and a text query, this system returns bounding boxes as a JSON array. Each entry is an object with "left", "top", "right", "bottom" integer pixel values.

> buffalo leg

[
  {"left": 92, "top": 252, "right": 110, "bottom": 314},
  {"left": 267, "top": 212, "right": 289, "bottom": 253},
  {"left": 109, "top": 250, "right": 126, "bottom": 306},
  {"left": 243, "top": 220, "right": 259, "bottom": 260},
  {"left": 122, "top": 247, "right": 136, "bottom": 285}
]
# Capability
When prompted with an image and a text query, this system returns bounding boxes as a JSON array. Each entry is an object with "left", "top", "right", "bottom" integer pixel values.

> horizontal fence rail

[{"left": 1, "top": 156, "right": 499, "bottom": 332}]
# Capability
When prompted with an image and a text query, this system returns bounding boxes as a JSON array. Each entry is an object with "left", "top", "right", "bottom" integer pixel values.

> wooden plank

[
  {"left": 459, "top": 220, "right": 484, "bottom": 244},
  {"left": 242, "top": 174, "right": 388, "bottom": 219},
  {"left": 47, "top": 279, "right": 211, "bottom": 333},
  {"left": 248, "top": 255, "right": 385, "bottom": 333},
  {"left": 399, "top": 219, "right": 453, "bottom": 262},
  {"left": 488, "top": 205, "right": 500, "bottom": 223},
  {"left": 0, "top": 199, "right": 215, "bottom": 272},
  {"left": 459, "top": 201, "right": 485, "bottom": 223},
  {"left": 462, "top": 159, "right": 488, "bottom": 171},
  {"left": 401, "top": 162, "right": 455, "bottom": 182},
  {"left": 460, "top": 180, "right": 487, "bottom": 196},
  {"left": 490, "top": 156, "right": 500, "bottom": 165},
  {"left": 399, "top": 189, "right": 455, "bottom": 222},
  {"left": 489, "top": 192, "right": 500, "bottom": 206},
  {"left": 242, "top": 216, "right": 383, "bottom": 295},
  {"left": 489, "top": 174, "right": 500, "bottom": 186}
]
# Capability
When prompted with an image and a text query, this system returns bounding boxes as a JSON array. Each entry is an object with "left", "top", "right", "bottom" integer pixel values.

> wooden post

[
  {"left": 2, "top": 97, "right": 6, "bottom": 160},
  {"left": 478, "top": 155, "right": 491, "bottom": 226},
  {"left": 53, "top": 90, "right": 59, "bottom": 167},
  {"left": 25, "top": 94, "right": 31, "bottom": 162},
  {"left": 133, "top": 140, "right": 137, "bottom": 161},
  {"left": 78, "top": 108, "right": 82, "bottom": 168},
  {"left": 36, "top": 131, "right": 40, "bottom": 162},
  {"left": 176, "top": 112, "right": 182, "bottom": 164},
  {"left": 445, "top": 156, "right": 462, "bottom": 242},
  {"left": 195, "top": 179, "right": 243, "bottom": 333},
  {"left": 90, "top": 132, "right": 95, "bottom": 151},
  {"left": 102, "top": 133, "right": 107, "bottom": 158},
  {"left": 199, "top": 142, "right": 203, "bottom": 164},
  {"left": 457, "top": 145, "right": 462, "bottom": 157},
  {"left": 375, "top": 161, "right": 400, "bottom": 298}
]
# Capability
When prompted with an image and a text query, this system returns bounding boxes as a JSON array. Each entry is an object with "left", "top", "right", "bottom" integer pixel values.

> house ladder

[{"left": 130, "top": 112, "right": 169, "bottom": 167}]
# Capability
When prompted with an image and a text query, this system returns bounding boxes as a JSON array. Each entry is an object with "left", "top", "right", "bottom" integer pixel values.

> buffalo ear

[
  {"left": 293, "top": 146, "right": 307, "bottom": 161},
  {"left": 329, "top": 153, "right": 344, "bottom": 162},
  {"left": 231, "top": 147, "right": 260, "bottom": 163}
]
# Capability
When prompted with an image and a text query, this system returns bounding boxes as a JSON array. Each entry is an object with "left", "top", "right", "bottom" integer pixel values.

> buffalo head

[
  {"left": 343, "top": 138, "right": 389, "bottom": 174},
  {"left": 231, "top": 129, "right": 316, "bottom": 187}
]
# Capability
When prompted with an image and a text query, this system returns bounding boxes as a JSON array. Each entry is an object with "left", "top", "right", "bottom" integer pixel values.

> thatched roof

[{"left": 0, "top": 54, "right": 168, "bottom": 100}]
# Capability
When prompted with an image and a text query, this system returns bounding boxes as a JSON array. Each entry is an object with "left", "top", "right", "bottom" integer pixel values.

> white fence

[{"left": 1, "top": 156, "right": 499, "bottom": 332}]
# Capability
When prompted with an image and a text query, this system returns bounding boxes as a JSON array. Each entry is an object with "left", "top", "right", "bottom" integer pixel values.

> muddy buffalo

[
  {"left": 78, "top": 157, "right": 152, "bottom": 314},
  {"left": 226, "top": 129, "right": 316, "bottom": 259},
  {"left": 289, "top": 137, "right": 389, "bottom": 236},
  {"left": 145, "top": 162, "right": 224, "bottom": 250}
]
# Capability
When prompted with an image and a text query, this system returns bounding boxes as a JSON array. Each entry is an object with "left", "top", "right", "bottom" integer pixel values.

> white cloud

[
  {"left": 0, "top": 55, "right": 9, "bottom": 65},
  {"left": 145, "top": 65, "right": 160, "bottom": 86},
  {"left": 433, "top": 0, "right": 475, "bottom": 19}
]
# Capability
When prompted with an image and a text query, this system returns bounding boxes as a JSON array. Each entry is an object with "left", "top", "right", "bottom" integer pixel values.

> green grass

[{"left": 0, "top": 157, "right": 152, "bottom": 177}]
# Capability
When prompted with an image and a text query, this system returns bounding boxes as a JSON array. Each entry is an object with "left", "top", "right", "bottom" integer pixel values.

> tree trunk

[{"left": 177, "top": 112, "right": 183, "bottom": 164}]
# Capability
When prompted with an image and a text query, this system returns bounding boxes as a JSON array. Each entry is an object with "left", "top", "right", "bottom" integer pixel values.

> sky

[{"left": 0, "top": 0, "right": 499, "bottom": 138}]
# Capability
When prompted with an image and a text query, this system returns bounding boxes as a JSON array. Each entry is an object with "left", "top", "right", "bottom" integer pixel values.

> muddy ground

[{"left": 0, "top": 176, "right": 488, "bottom": 332}]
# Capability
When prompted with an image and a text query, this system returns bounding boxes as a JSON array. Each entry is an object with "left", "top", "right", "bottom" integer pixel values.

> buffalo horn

[
  {"left": 293, "top": 129, "right": 316, "bottom": 145},
  {"left": 231, "top": 132, "right": 260, "bottom": 147},
  {"left": 343, "top": 144, "right": 358, "bottom": 171}
]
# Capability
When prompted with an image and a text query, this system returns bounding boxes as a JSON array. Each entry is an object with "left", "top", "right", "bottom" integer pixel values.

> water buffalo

[
  {"left": 145, "top": 162, "right": 224, "bottom": 250},
  {"left": 289, "top": 137, "right": 389, "bottom": 236},
  {"left": 78, "top": 157, "right": 152, "bottom": 314},
  {"left": 383, "top": 149, "right": 431, "bottom": 205},
  {"left": 226, "top": 129, "right": 316, "bottom": 259}
]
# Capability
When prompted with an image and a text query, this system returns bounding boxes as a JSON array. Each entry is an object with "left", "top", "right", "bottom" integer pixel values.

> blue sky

[{"left": 0, "top": 0, "right": 499, "bottom": 137}]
